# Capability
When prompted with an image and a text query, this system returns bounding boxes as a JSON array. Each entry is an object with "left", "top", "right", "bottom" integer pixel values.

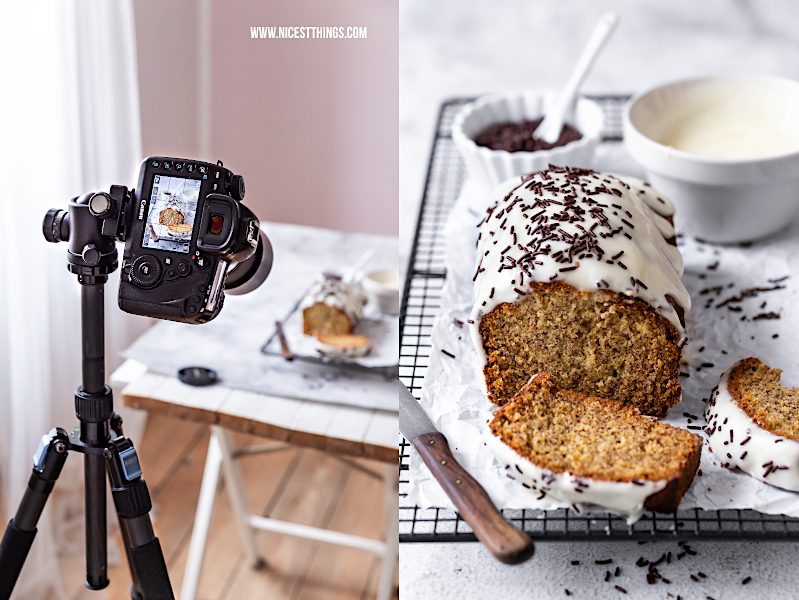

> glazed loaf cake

[
  {"left": 470, "top": 166, "right": 691, "bottom": 417},
  {"left": 705, "top": 357, "right": 799, "bottom": 491},
  {"left": 487, "top": 373, "right": 702, "bottom": 522},
  {"left": 302, "top": 273, "right": 367, "bottom": 336}
]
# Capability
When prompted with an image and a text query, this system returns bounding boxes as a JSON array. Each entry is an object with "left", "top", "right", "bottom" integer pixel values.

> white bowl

[
  {"left": 624, "top": 76, "right": 799, "bottom": 243},
  {"left": 363, "top": 269, "right": 400, "bottom": 315},
  {"left": 452, "top": 91, "right": 604, "bottom": 195}
]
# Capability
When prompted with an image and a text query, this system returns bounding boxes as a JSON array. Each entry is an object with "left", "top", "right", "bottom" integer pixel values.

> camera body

[{"left": 118, "top": 157, "right": 260, "bottom": 324}]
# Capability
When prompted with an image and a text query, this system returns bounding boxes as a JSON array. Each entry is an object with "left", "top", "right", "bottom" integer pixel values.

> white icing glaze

[
  {"left": 705, "top": 366, "right": 799, "bottom": 492},
  {"left": 469, "top": 167, "right": 691, "bottom": 364},
  {"left": 301, "top": 272, "right": 367, "bottom": 324},
  {"left": 484, "top": 428, "right": 666, "bottom": 524}
]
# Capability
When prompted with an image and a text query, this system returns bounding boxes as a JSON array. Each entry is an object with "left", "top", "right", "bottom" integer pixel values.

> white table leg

[
  {"left": 181, "top": 432, "right": 223, "bottom": 600},
  {"left": 376, "top": 463, "right": 399, "bottom": 600},
  {"left": 213, "top": 425, "right": 265, "bottom": 568}
]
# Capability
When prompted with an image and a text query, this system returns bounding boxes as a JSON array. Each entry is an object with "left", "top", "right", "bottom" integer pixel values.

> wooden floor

[{"left": 50, "top": 413, "right": 396, "bottom": 600}]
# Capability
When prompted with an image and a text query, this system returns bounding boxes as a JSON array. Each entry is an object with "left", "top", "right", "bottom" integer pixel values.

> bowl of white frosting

[{"left": 624, "top": 76, "right": 799, "bottom": 243}]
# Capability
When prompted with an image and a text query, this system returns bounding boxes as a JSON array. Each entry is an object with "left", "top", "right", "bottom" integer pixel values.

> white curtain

[{"left": 0, "top": 2, "right": 146, "bottom": 597}]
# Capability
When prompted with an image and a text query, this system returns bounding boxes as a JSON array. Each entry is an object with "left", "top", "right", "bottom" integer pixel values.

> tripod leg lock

[
  {"left": 0, "top": 428, "right": 70, "bottom": 598},
  {"left": 106, "top": 437, "right": 175, "bottom": 598}
]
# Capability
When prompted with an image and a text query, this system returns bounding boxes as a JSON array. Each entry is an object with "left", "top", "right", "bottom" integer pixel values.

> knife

[{"left": 399, "top": 381, "right": 534, "bottom": 564}]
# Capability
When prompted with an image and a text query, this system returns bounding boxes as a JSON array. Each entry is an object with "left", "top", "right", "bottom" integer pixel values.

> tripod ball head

[{"left": 43, "top": 194, "right": 119, "bottom": 280}]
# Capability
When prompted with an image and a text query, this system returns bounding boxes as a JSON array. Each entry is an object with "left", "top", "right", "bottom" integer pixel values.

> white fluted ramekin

[{"left": 452, "top": 90, "right": 604, "bottom": 194}]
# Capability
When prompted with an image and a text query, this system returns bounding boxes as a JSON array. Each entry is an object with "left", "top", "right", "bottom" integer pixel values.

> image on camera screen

[{"left": 141, "top": 174, "right": 201, "bottom": 254}]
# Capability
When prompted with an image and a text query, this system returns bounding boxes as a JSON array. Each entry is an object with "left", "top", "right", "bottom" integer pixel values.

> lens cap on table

[{"left": 178, "top": 366, "right": 219, "bottom": 387}]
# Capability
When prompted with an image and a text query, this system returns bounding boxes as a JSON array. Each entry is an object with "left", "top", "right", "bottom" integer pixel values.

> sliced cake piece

[
  {"left": 316, "top": 333, "right": 372, "bottom": 359},
  {"left": 487, "top": 373, "right": 702, "bottom": 522},
  {"left": 705, "top": 357, "right": 799, "bottom": 492}
]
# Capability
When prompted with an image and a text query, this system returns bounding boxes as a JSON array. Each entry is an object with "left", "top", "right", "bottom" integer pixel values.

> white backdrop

[{"left": 0, "top": 2, "right": 147, "bottom": 597}]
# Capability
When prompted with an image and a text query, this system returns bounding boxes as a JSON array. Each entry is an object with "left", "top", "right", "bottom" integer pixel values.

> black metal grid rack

[{"left": 399, "top": 96, "right": 799, "bottom": 542}]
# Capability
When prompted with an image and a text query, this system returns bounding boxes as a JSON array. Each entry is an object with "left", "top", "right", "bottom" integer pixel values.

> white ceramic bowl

[
  {"left": 624, "top": 76, "right": 799, "bottom": 243},
  {"left": 363, "top": 269, "right": 400, "bottom": 315},
  {"left": 452, "top": 91, "right": 604, "bottom": 195}
]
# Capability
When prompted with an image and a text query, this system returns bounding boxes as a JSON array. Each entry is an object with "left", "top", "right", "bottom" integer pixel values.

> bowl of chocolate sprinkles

[{"left": 453, "top": 90, "right": 604, "bottom": 194}]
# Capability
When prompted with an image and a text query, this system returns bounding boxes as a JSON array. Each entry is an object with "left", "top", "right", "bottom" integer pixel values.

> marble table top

[{"left": 124, "top": 222, "right": 398, "bottom": 413}]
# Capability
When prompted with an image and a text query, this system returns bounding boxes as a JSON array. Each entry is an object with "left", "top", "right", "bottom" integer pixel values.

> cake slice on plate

[
  {"left": 487, "top": 373, "right": 702, "bottom": 523},
  {"left": 316, "top": 333, "right": 372, "bottom": 359},
  {"left": 705, "top": 357, "right": 799, "bottom": 492}
]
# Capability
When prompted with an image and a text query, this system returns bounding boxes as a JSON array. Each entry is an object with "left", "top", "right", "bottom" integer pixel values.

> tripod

[{"left": 0, "top": 193, "right": 173, "bottom": 599}]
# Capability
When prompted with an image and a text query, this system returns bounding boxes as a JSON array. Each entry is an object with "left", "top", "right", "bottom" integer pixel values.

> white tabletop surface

[{"left": 399, "top": 1, "right": 799, "bottom": 597}]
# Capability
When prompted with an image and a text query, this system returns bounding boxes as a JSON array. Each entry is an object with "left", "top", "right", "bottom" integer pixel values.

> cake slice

[
  {"left": 487, "top": 373, "right": 702, "bottom": 522},
  {"left": 705, "top": 357, "right": 799, "bottom": 492},
  {"left": 316, "top": 333, "right": 371, "bottom": 359}
]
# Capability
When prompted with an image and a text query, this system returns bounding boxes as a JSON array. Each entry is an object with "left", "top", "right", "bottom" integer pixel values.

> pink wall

[{"left": 134, "top": 0, "right": 398, "bottom": 236}]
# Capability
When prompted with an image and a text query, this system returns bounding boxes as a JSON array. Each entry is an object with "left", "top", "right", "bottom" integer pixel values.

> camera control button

[
  {"left": 131, "top": 255, "right": 162, "bottom": 288},
  {"left": 187, "top": 305, "right": 197, "bottom": 314},
  {"left": 187, "top": 163, "right": 196, "bottom": 173},
  {"left": 167, "top": 269, "right": 176, "bottom": 278},
  {"left": 175, "top": 162, "right": 184, "bottom": 171},
  {"left": 177, "top": 261, "right": 191, "bottom": 276},
  {"left": 151, "top": 160, "right": 160, "bottom": 168},
  {"left": 163, "top": 161, "right": 172, "bottom": 170}
]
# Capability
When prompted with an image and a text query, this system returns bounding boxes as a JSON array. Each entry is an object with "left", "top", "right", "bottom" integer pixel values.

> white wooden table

[{"left": 112, "top": 359, "right": 398, "bottom": 600}]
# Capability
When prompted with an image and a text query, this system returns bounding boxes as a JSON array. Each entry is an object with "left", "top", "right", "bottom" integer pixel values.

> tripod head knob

[
  {"left": 81, "top": 243, "right": 102, "bottom": 266},
  {"left": 43, "top": 208, "right": 69, "bottom": 243},
  {"left": 88, "top": 192, "right": 114, "bottom": 219}
]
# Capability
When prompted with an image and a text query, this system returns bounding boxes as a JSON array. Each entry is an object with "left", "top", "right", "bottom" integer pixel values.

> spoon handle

[{"left": 538, "top": 12, "right": 619, "bottom": 143}]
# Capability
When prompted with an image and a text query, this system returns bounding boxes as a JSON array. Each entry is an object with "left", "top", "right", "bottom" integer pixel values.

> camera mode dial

[
  {"left": 230, "top": 174, "right": 245, "bottom": 200},
  {"left": 129, "top": 255, "right": 162, "bottom": 289}
]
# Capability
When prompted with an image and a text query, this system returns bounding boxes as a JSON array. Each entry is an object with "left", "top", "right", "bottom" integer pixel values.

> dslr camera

[{"left": 44, "top": 157, "right": 272, "bottom": 323}]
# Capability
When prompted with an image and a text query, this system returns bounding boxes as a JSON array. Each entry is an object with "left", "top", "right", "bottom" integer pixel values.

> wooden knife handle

[{"left": 413, "top": 432, "right": 534, "bottom": 564}]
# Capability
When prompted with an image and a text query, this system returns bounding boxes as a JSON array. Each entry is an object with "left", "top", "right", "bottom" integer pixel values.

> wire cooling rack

[{"left": 398, "top": 96, "right": 799, "bottom": 542}]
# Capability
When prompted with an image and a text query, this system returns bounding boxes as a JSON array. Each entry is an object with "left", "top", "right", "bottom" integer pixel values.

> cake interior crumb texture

[
  {"left": 479, "top": 281, "right": 682, "bottom": 417},
  {"left": 728, "top": 357, "right": 799, "bottom": 441},
  {"left": 489, "top": 373, "right": 701, "bottom": 482},
  {"left": 302, "top": 303, "right": 353, "bottom": 336}
]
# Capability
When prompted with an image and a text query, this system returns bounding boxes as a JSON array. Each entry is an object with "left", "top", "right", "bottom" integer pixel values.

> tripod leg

[
  {"left": 0, "top": 428, "right": 70, "bottom": 600},
  {"left": 105, "top": 437, "right": 174, "bottom": 600}
]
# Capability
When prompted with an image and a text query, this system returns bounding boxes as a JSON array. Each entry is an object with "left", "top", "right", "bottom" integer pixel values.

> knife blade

[{"left": 398, "top": 381, "right": 534, "bottom": 564}]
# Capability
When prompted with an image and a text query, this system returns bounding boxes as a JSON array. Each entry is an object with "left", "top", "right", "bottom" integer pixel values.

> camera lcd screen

[{"left": 141, "top": 175, "right": 201, "bottom": 254}]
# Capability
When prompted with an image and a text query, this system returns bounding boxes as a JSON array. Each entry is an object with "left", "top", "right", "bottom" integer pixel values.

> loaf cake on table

[
  {"left": 469, "top": 166, "right": 691, "bottom": 417},
  {"left": 706, "top": 357, "right": 799, "bottom": 492},
  {"left": 302, "top": 272, "right": 367, "bottom": 336},
  {"left": 487, "top": 373, "right": 702, "bottom": 522}
]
